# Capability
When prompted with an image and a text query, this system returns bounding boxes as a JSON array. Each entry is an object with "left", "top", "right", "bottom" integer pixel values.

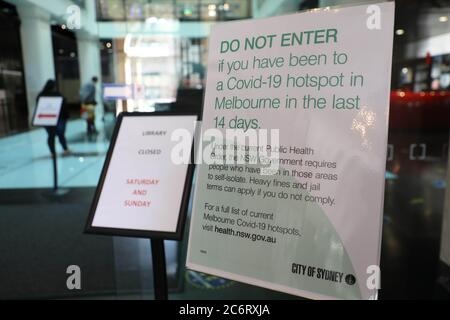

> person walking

[
  {"left": 80, "top": 76, "right": 99, "bottom": 139},
  {"left": 37, "top": 80, "right": 71, "bottom": 156}
]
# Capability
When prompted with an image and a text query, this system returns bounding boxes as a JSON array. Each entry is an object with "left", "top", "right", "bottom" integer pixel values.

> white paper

[
  {"left": 33, "top": 96, "right": 63, "bottom": 127},
  {"left": 92, "top": 115, "right": 197, "bottom": 234},
  {"left": 187, "top": 2, "right": 395, "bottom": 300}
]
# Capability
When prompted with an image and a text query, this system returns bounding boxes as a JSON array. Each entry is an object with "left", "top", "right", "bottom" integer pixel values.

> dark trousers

[
  {"left": 87, "top": 119, "right": 96, "bottom": 136},
  {"left": 46, "top": 121, "right": 68, "bottom": 154},
  {"left": 87, "top": 120, "right": 97, "bottom": 134}
]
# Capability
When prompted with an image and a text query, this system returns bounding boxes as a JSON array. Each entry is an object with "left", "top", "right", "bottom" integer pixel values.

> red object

[
  {"left": 389, "top": 90, "right": 450, "bottom": 129},
  {"left": 425, "top": 51, "right": 432, "bottom": 65},
  {"left": 38, "top": 114, "right": 57, "bottom": 119}
]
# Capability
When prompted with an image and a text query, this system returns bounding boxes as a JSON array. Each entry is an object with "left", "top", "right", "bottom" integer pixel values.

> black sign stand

[
  {"left": 151, "top": 239, "right": 168, "bottom": 300},
  {"left": 85, "top": 112, "right": 198, "bottom": 301},
  {"left": 48, "top": 148, "right": 69, "bottom": 197},
  {"left": 32, "top": 96, "right": 69, "bottom": 197},
  {"left": 52, "top": 151, "right": 58, "bottom": 191}
]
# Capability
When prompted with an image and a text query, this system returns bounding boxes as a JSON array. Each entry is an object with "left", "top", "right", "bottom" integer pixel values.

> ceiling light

[
  {"left": 439, "top": 16, "right": 448, "bottom": 22},
  {"left": 395, "top": 29, "right": 405, "bottom": 36}
]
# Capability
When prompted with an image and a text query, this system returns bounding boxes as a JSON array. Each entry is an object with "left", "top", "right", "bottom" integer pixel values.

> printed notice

[
  {"left": 33, "top": 96, "right": 63, "bottom": 127},
  {"left": 187, "top": 3, "right": 395, "bottom": 300},
  {"left": 88, "top": 114, "right": 196, "bottom": 237}
]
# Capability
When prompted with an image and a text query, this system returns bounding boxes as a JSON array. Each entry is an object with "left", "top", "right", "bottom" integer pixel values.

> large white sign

[
  {"left": 33, "top": 96, "right": 63, "bottom": 127},
  {"left": 187, "top": 3, "right": 394, "bottom": 300},
  {"left": 87, "top": 113, "right": 197, "bottom": 239}
]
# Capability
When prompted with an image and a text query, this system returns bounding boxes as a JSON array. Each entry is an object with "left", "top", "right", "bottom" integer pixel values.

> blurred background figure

[
  {"left": 80, "top": 76, "right": 98, "bottom": 139},
  {"left": 37, "top": 79, "right": 70, "bottom": 156}
]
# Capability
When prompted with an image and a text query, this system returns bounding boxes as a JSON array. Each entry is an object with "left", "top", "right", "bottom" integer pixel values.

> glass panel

[{"left": 0, "top": 0, "right": 449, "bottom": 300}]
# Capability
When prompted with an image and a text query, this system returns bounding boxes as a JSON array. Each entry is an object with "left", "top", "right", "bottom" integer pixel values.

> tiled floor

[{"left": 0, "top": 118, "right": 113, "bottom": 189}]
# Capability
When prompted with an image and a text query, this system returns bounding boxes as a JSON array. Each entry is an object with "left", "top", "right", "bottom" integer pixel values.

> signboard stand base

[
  {"left": 151, "top": 239, "right": 168, "bottom": 300},
  {"left": 44, "top": 152, "right": 70, "bottom": 197}
]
